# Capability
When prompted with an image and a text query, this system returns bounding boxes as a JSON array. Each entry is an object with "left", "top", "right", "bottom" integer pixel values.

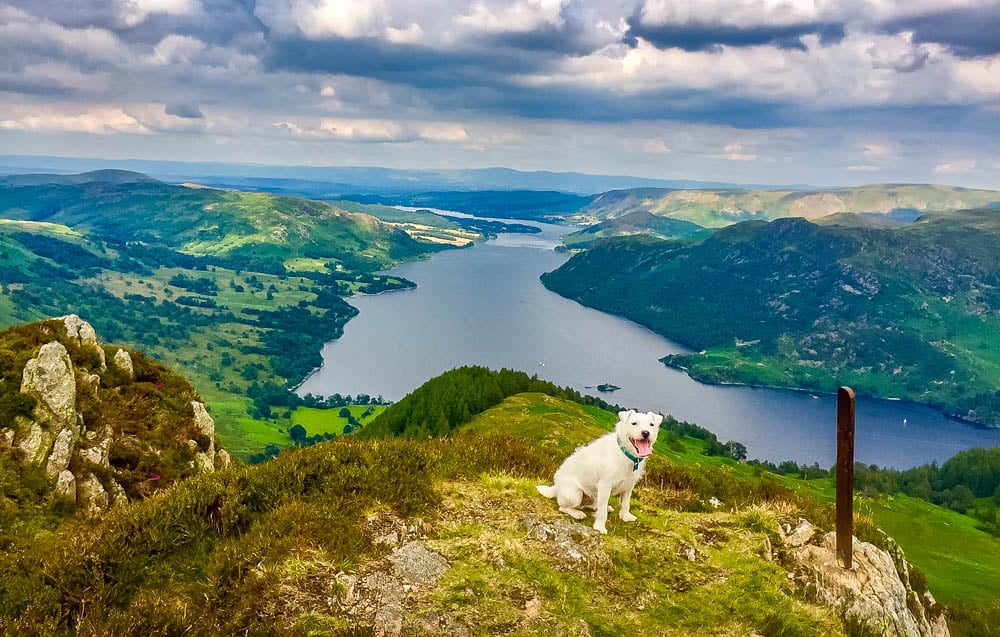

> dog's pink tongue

[{"left": 634, "top": 438, "right": 653, "bottom": 457}]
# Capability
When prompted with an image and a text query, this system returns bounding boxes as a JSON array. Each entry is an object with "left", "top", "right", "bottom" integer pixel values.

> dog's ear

[
  {"left": 618, "top": 409, "right": 635, "bottom": 423},
  {"left": 650, "top": 412, "right": 664, "bottom": 427}
]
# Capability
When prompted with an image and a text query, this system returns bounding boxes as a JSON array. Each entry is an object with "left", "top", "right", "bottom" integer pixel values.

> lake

[{"left": 297, "top": 217, "right": 1000, "bottom": 468}]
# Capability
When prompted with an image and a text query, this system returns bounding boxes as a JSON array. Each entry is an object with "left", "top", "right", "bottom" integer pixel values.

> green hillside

[
  {"left": 575, "top": 184, "right": 1000, "bottom": 228},
  {"left": 561, "top": 210, "right": 705, "bottom": 248},
  {"left": 542, "top": 209, "right": 1000, "bottom": 426},
  {"left": 0, "top": 173, "right": 479, "bottom": 458}
]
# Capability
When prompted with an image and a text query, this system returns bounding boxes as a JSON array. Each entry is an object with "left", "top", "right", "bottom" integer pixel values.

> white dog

[{"left": 536, "top": 409, "right": 662, "bottom": 534}]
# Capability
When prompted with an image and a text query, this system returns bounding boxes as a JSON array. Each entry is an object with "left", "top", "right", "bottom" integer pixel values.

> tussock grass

[{"left": 0, "top": 434, "right": 551, "bottom": 635}]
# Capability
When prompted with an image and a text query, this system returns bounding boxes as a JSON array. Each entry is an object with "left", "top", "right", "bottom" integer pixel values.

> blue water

[{"left": 298, "top": 216, "right": 1000, "bottom": 469}]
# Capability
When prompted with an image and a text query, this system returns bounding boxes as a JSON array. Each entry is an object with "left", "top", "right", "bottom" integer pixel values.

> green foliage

[
  {"left": 0, "top": 435, "right": 552, "bottom": 634},
  {"left": 361, "top": 366, "right": 616, "bottom": 439}
]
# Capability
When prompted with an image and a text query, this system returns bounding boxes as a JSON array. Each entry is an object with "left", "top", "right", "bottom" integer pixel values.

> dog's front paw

[
  {"left": 620, "top": 512, "right": 637, "bottom": 523},
  {"left": 593, "top": 522, "right": 608, "bottom": 534}
]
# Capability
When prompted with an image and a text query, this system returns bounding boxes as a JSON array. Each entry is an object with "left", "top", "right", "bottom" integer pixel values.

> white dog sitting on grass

[{"left": 536, "top": 409, "right": 663, "bottom": 534}]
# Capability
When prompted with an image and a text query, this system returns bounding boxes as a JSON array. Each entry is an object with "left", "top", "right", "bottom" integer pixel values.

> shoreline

[{"left": 658, "top": 357, "right": 996, "bottom": 431}]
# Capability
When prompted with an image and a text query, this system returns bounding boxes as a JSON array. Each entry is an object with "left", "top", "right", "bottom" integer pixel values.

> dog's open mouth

[{"left": 631, "top": 437, "right": 653, "bottom": 458}]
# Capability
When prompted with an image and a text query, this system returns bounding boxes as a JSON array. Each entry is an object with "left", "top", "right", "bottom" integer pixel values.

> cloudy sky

[{"left": 0, "top": 0, "right": 998, "bottom": 188}]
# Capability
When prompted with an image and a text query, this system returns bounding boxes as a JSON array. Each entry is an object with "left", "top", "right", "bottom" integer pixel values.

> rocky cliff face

[
  {"left": 781, "top": 521, "right": 949, "bottom": 637},
  {"left": 1, "top": 315, "right": 229, "bottom": 516}
]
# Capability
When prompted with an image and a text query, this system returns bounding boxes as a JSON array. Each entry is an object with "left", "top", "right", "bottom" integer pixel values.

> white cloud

[
  {"left": 639, "top": 0, "right": 821, "bottom": 28},
  {"left": 862, "top": 143, "right": 894, "bottom": 158},
  {"left": 416, "top": 122, "right": 469, "bottom": 142},
  {"left": 934, "top": 159, "right": 977, "bottom": 174},
  {"left": 0, "top": 5, "right": 127, "bottom": 65},
  {"left": 846, "top": 164, "right": 879, "bottom": 171},
  {"left": 118, "top": 0, "right": 201, "bottom": 28},
  {"left": 519, "top": 30, "right": 998, "bottom": 109},
  {"left": 151, "top": 35, "right": 206, "bottom": 65},
  {"left": 722, "top": 142, "right": 756, "bottom": 161},
  {"left": 319, "top": 117, "right": 404, "bottom": 141},
  {"left": 0, "top": 106, "right": 150, "bottom": 134},
  {"left": 454, "top": 0, "right": 569, "bottom": 34}
]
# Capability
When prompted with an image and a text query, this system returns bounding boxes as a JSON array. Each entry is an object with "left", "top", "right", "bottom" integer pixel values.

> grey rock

[
  {"left": 45, "top": 427, "right": 77, "bottom": 479},
  {"left": 79, "top": 425, "right": 113, "bottom": 468},
  {"left": 389, "top": 541, "right": 449, "bottom": 587},
  {"left": 107, "top": 479, "right": 129, "bottom": 507},
  {"left": 78, "top": 473, "right": 109, "bottom": 516},
  {"left": 521, "top": 516, "right": 601, "bottom": 563},
  {"left": 783, "top": 518, "right": 816, "bottom": 547},
  {"left": 788, "top": 532, "right": 949, "bottom": 637},
  {"left": 362, "top": 572, "right": 404, "bottom": 637},
  {"left": 112, "top": 348, "right": 134, "bottom": 379},
  {"left": 191, "top": 401, "right": 216, "bottom": 472},
  {"left": 15, "top": 419, "right": 51, "bottom": 467},
  {"left": 61, "top": 314, "right": 105, "bottom": 370},
  {"left": 54, "top": 469, "right": 76, "bottom": 499},
  {"left": 20, "top": 341, "right": 77, "bottom": 435}
]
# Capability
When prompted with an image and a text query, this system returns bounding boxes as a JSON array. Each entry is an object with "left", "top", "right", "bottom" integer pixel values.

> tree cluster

[{"left": 362, "top": 366, "right": 616, "bottom": 439}]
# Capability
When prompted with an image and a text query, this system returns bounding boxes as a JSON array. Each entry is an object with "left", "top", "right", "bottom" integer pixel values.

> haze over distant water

[{"left": 299, "top": 218, "right": 1000, "bottom": 469}]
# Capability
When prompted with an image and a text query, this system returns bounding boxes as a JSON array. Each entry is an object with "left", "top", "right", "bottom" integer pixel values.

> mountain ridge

[{"left": 541, "top": 209, "right": 1000, "bottom": 427}]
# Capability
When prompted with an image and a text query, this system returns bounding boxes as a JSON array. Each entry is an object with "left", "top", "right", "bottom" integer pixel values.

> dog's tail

[{"left": 536, "top": 484, "right": 557, "bottom": 499}]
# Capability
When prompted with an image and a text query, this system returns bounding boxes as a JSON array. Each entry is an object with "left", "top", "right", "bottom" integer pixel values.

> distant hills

[
  {"left": 575, "top": 184, "right": 1000, "bottom": 228},
  {"left": 542, "top": 208, "right": 1000, "bottom": 427},
  {"left": 0, "top": 154, "right": 747, "bottom": 196}
]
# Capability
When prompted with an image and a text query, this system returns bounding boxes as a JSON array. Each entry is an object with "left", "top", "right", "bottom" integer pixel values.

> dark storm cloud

[
  {"left": 882, "top": 7, "right": 1000, "bottom": 58},
  {"left": 264, "top": 36, "right": 552, "bottom": 90},
  {"left": 0, "top": 78, "right": 75, "bottom": 97},
  {"left": 165, "top": 102, "right": 204, "bottom": 118},
  {"left": 13, "top": 0, "right": 121, "bottom": 30},
  {"left": 19, "top": 0, "right": 264, "bottom": 49},
  {"left": 626, "top": 16, "right": 846, "bottom": 52}
]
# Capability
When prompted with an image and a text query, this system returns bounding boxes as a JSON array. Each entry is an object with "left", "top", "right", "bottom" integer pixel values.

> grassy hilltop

[
  {"left": 2, "top": 360, "right": 998, "bottom": 635},
  {"left": 542, "top": 208, "right": 1000, "bottom": 427}
]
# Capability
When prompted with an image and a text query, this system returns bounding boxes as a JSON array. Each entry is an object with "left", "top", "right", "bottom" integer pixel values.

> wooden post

[{"left": 836, "top": 386, "right": 856, "bottom": 569}]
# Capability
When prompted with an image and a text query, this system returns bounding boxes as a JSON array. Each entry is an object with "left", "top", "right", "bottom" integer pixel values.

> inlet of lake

[{"left": 298, "top": 215, "right": 1000, "bottom": 469}]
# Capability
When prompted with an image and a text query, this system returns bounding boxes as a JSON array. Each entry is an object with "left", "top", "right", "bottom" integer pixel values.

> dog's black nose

[{"left": 642, "top": 430, "right": 650, "bottom": 439}]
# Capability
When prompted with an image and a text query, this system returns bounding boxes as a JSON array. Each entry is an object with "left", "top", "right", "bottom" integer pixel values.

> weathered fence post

[{"left": 836, "top": 386, "right": 856, "bottom": 569}]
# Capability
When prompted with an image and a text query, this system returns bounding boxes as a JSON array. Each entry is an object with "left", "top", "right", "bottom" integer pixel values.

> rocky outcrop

[
  {"left": 16, "top": 341, "right": 78, "bottom": 466},
  {"left": 112, "top": 348, "right": 133, "bottom": 379},
  {"left": 4, "top": 316, "right": 226, "bottom": 517},
  {"left": 62, "top": 314, "right": 106, "bottom": 370},
  {"left": 191, "top": 401, "right": 217, "bottom": 472},
  {"left": 785, "top": 531, "right": 949, "bottom": 637}
]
